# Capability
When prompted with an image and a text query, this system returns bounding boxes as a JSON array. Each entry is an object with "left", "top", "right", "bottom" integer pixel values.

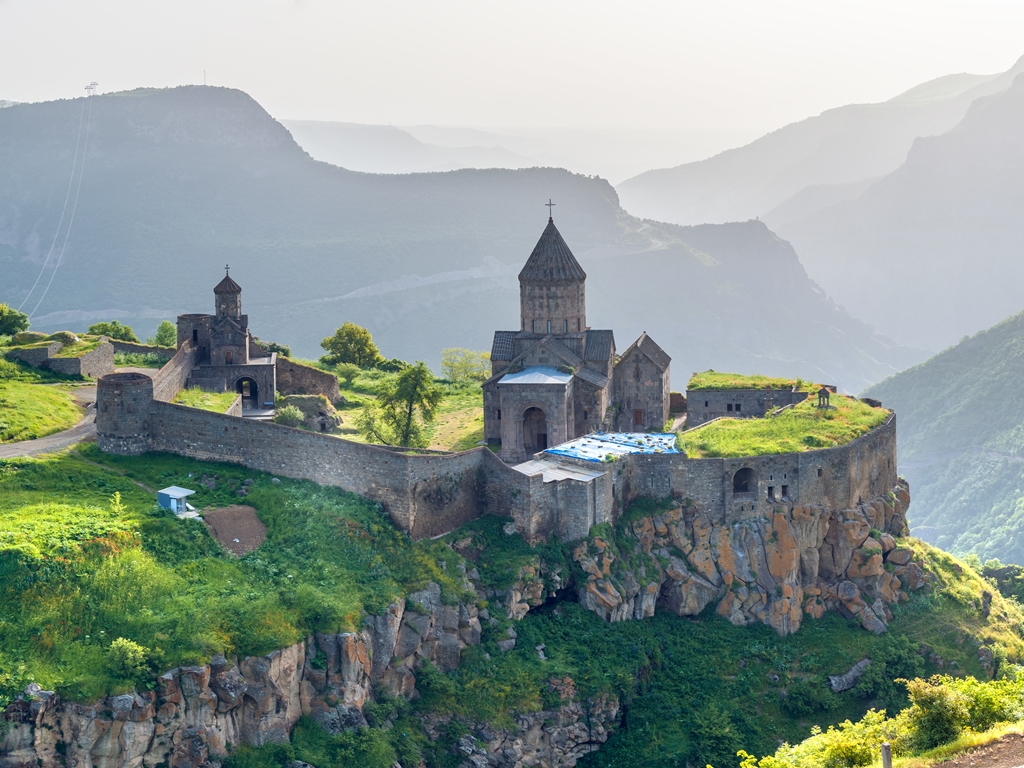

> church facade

[
  {"left": 483, "top": 216, "right": 671, "bottom": 462},
  {"left": 176, "top": 269, "right": 277, "bottom": 409}
]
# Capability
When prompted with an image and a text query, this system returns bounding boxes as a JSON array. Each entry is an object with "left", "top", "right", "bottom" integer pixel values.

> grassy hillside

[
  {"left": 0, "top": 353, "right": 84, "bottom": 442},
  {"left": 0, "top": 86, "right": 920, "bottom": 391},
  {"left": 863, "top": 308, "right": 1024, "bottom": 565},
  {"left": 2, "top": 446, "right": 1022, "bottom": 768}
]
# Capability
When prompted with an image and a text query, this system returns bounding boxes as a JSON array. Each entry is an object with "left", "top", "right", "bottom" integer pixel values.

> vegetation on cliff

[
  {"left": 863, "top": 307, "right": 1024, "bottom": 565},
  {"left": 687, "top": 371, "right": 810, "bottom": 391},
  {"left": 680, "top": 394, "right": 887, "bottom": 457}
]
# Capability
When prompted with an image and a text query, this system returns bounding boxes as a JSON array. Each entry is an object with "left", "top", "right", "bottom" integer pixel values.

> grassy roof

[
  {"left": 687, "top": 371, "right": 813, "bottom": 391},
  {"left": 680, "top": 395, "right": 887, "bottom": 457},
  {"left": 173, "top": 387, "right": 239, "bottom": 413}
]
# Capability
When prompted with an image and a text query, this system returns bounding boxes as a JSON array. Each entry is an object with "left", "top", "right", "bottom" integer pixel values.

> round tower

[
  {"left": 96, "top": 372, "right": 154, "bottom": 455},
  {"left": 519, "top": 216, "right": 587, "bottom": 334}
]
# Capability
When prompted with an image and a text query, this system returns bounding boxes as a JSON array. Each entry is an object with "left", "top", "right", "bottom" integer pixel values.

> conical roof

[
  {"left": 518, "top": 218, "right": 587, "bottom": 284},
  {"left": 214, "top": 272, "right": 241, "bottom": 294}
]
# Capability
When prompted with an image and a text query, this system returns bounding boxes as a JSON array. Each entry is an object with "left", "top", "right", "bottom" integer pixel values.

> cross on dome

[{"left": 545, "top": 199, "right": 556, "bottom": 221}]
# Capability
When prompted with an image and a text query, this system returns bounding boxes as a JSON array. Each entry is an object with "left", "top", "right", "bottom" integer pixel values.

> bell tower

[
  {"left": 214, "top": 265, "right": 242, "bottom": 318},
  {"left": 518, "top": 212, "right": 587, "bottom": 335}
]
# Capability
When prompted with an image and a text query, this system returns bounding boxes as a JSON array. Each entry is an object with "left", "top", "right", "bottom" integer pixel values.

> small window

[
  {"left": 191, "top": 329, "right": 198, "bottom": 344},
  {"left": 563, "top": 320, "right": 568, "bottom": 333},
  {"left": 783, "top": 473, "right": 787, "bottom": 479},
  {"left": 781, "top": 485, "right": 789, "bottom": 498},
  {"left": 704, "top": 401, "right": 708, "bottom": 408},
  {"left": 769, "top": 474, "right": 773, "bottom": 481},
  {"left": 817, "top": 468, "right": 823, "bottom": 477},
  {"left": 225, "top": 350, "right": 233, "bottom": 364},
  {"left": 735, "top": 403, "right": 741, "bottom": 412},
  {"left": 768, "top": 486, "right": 775, "bottom": 500},
  {"left": 583, "top": 410, "right": 589, "bottom": 420},
  {"left": 497, "top": 409, "right": 501, "bottom": 420},
  {"left": 633, "top": 409, "right": 644, "bottom": 426},
  {"left": 547, "top": 320, "right": 552, "bottom": 334},
  {"left": 577, "top": 318, "right": 581, "bottom": 331},
  {"left": 727, "top": 404, "right": 733, "bottom": 412}
]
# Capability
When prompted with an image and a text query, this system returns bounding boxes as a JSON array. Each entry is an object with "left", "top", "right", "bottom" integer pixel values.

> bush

[
  {"left": 87, "top": 320, "right": 140, "bottom": 343},
  {"left": 336, "top": 362, "right": 360, "bottom": 386},
  {"left": 0, "top": 304, "right": 29, "bottom": 336},
  {"left": 273, "top": 405, "right": 304, "bottom": 428},
  {"left": 147, "top": 320, "right": 177, "bottom": 347},
  {"left": 108, "top": 637, "right": 150, "bottom": 681},
  {"left": 781, "top": 677, "right": 840, "bottom": 717}
]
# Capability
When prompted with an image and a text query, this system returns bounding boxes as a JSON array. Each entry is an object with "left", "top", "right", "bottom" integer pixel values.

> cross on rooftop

[
  {"left": 546, "top": 199, "right": 555, "bottom": 220},
  {"left": 225, "top": 264, "right": 230, "bottom": 275}
]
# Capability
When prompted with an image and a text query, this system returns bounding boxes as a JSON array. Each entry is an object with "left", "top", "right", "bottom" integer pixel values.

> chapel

[{"left": 483, "top": 214, "right": 671, "bottom": 462}]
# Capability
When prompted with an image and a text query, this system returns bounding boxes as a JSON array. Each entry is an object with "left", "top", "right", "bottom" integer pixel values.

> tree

[
  {"left": 441, "top": 348, "right": 491, "bottom": 383},
  {"left": 335, "top": 363, "right": 360, "bottom": 386},
  {"left": 147, "top": 320, "right": 177, "bottom": 347},
  {"left": 274, "top": 404, "right": 305, "bottom": 428},
  {"left": 253, "top": 336, "right": 291, "bottom": 357},
  {"left": 320, "top": 322, "right": 383, "bottom": 368},
  {"left": 87, "top": 320, "right": 140, "bottom": 342},
  {"left": 357, "top": 362, "right": 443, "bottom": 447},
  {"left": 0, "top": 304, "right": 29, "bottom": 336}
]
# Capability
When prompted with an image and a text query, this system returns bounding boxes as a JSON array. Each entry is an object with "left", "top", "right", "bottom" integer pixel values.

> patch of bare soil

[
  {"left": 939, "top": 732, "right": 1024, "bottom": 768},
  {"left": 203, "top": 505, "right": 267, "bottom": 556}
]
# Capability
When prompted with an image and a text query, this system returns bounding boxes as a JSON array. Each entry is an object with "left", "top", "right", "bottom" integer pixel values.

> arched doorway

[
  {"left": 523, "top": 407, "right": 548, "bottom": 452},
  {"left": 236, "top": 377, "right": 258, "bottom": 409},
  {"left": 733, "top": 467, "right": 756, "bottom": 495}
]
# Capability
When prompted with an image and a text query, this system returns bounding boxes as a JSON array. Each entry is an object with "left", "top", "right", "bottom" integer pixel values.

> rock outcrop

[{"left": 571, "top": 479, "right": 921, "bottom": 636}]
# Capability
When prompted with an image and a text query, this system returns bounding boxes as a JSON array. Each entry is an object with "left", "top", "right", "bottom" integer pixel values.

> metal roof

[
  {"left": 499, "top": 366, "right": 573, "bottom": 386},
  {"left": 214, "top": 273, "right": 242, "bottom": 294},
  {"left": 545, "top": 431, "right": 679, "bottom": 462},
  {"left": 512, "top": 458, "right": 607, "bottom": 483},
  {"left": 518, "top": 219, "right": 587, "bottom": 284},
  {"left": 583, "top": 329, "right": 614, "bottom": 361},
  {"left": 158, "top": 486, "right": 196, "bottom": 498}
]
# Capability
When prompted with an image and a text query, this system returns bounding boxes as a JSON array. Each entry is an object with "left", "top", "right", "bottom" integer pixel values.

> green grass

[
  {"left": 52, "top": 336, "right": 105, "bottom": 358},
  {"left": 0, "top": 380, "right": 83, "bottom": 443},
  {"left": 688, "top": 371, "right": 812, "bottom": 391},
  {"left": 680, "top": 394, "right": 888, "bottom": 457},
  {"left": 0, "top": 446, "right": 470, "bottom": 704},
  {"left": 173, "top": 387, "right": 240, "bottom": 413},
  {"left": 114, "top": 351, "right": 167, "bottom": 368}
]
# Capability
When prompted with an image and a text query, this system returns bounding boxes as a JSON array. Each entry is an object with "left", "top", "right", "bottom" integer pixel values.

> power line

[
  {"left": 17, "top": 94, "right": 88, "bottom": 311},
  {"left": 29, "top": 83, "right": 97, "bottom": 319}
]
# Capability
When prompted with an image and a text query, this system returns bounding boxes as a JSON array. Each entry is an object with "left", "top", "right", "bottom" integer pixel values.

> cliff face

[
  {"left": 571, "top": 480, "right": 924, "bottom": 636},
  {"left": 0, "top": 580, "right": 612, "bottom": 768}
]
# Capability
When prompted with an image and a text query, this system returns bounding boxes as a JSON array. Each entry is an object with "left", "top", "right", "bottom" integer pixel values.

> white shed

[{"left": 157, "top": 486, "right": 196, "bottom": 516}]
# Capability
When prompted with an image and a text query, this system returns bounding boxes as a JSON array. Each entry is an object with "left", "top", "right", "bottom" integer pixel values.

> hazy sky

[{"left": 2, "top": 0, "right": 1023, "bottom": 133}]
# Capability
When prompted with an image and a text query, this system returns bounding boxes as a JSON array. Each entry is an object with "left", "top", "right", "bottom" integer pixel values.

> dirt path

[
  {"left": 939, "top": 732, "right": 1024, "bottom": 767},
  {"left": 203, "top": 505, "right": 267, "bottom": 556}
]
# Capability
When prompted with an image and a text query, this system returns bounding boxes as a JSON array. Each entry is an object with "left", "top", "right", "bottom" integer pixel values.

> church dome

[
  {"left": 518, "top": 218, "right": 587, "bottom": 284},
  {"left": 214, "top": 271, "right": 241, "bottom": 294}
]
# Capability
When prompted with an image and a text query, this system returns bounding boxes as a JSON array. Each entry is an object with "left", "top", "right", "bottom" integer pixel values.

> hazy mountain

[
  {"left": 0, "top": 86, "right": 921, "bottom": 390},
  {"left": 776, "top": 71, "right": 1024, "bottom": 350},
  {"left": 616, "top": 56, "right": 1024, "bottom": 227},
  {"left": 284, "top": 121, "right": 758, "bottom": 185},
  {"left": 863, "top": 309, "right": 1024, "bottom": 565}
]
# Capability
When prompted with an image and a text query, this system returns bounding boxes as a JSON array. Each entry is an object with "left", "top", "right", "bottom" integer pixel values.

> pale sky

[{"left": 1, "top": 0, "right": 1023, "bottom": 133}]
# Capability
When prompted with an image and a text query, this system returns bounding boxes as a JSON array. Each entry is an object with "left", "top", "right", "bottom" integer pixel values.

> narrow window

[
  {"left": 769, "top": 474, "right": 773, "bottom": 481},
  {"left": 735, "top": 403, "right": 741, "bottom": 412},
  {"left": 633, "top": 409, "right": 644, "bottom": 426},
  {"left": 783, "top": 473, "right": 787, "bottom": 479},
  {"left": 727, "top": 404, "right": 733, "bottom": 412},
  {"left": 705, "top": 401, "right": 708, "bottom": 408},
  {"left": 192, "top": 329, "right": 198, "bottom": 344},
  {"left": 781, "top": 485, "right": 789, "bottom": 498},
  {"left": 768, "top": 486, "right": 775, "bottom": 500},
  {"left": 584, "top": 410, "right": 589, "bottom": 420},
  {"left": 497, "top": 409, "right": 501, "bottom": 420},
  {"left": 817, "top": 468, "right": 823, "bottom": 477},
  {"left": 563, "top": 320, "right": 568, "bottom": 333},
  {"left": 547, "top": 320, "right": 552, "bottom": 334},
  {"left": 225, "top": 350, "right": 233, "bottom": 364},
  {"left": 577, "top": 318, "right": 581, "bottom": 331}
]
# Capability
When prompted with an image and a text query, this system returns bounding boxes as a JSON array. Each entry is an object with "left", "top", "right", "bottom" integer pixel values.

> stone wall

[
  {"left": 151, "top": 342, "right": 198, "bottom": 403},
  {"left": 687, "top": 388, "right": 808, "bottom": 427},
  {"left": 275, "top": 358, "right": 340, "bottom": 401},
  {"left": 109, "top": 341, "right": 175, "bottom": 358},
  {"left": 8, "top": 343, "right": 60, "bottom": 366},
  {"left": 46, "top": 343, "right": 114, "bottom": 378},
  {"left": 611, "top": 346, "right": 669, "bottom": 431}
]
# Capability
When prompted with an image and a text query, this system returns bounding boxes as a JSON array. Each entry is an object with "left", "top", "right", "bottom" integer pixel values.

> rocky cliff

[{"left": 571, "top": 480, "right": 924, "bottom": 635}]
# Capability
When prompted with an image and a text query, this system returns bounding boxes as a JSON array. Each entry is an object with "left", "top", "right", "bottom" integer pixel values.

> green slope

[
  {"left": 0, "top": 86, "right": 920, "bottom": 391},
  {"left": 863, "top": 309, "right": 1024, "bottom": 564}
]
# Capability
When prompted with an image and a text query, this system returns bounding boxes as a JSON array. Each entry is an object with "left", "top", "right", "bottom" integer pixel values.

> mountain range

[{"left": 0, "top": 86, "right": 918, "bottom": 391}]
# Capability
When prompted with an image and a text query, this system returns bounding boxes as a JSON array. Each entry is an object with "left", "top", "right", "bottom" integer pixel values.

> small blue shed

[{"left": 157, "top": 486, "right": 196, "bottom": 516}]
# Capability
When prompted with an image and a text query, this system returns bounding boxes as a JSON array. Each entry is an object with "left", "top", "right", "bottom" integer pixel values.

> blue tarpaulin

[{"left": 545, "top": 432, "right": 679, "bottom": 462}]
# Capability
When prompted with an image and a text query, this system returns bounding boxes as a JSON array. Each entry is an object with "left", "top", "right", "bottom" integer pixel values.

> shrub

[
  {"left": 108, "top": 637, "right": 150, "bottom": 681},
  {"left": 901, "top": 675, "right": 970, "bottom": 750},
  {"left": 273, "top": 405, "right": 304, "bottom": 428},
  {"left": 781, "top": 677, "right": 840, "bottom": 717},
  {"left": 336, "top": 362, "right": 360, "bottom": 386},
  {"left": 87, "top": 320, "right": 140, "bottom": 343},
  {"left": 0, "top": 304, "right": 29, "bottom": 336}
]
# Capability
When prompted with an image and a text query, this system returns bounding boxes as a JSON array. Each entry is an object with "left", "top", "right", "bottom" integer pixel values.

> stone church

[
  {"left": 176, "top": 269, "right": 277, "bottom": 409},
  {"left": 484, "top": 215, "right": 671, "bottom": 462}
]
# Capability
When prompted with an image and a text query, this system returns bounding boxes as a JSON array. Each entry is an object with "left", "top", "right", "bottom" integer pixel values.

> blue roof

[
  {"left": 545, "top": 432, "right": 680, "bottom": 462},
  {"left": 499, "top": 366, "right": 573, "bottom": 385},
  {"left": 158, "top": 486, "right": 196, "bottom": 498}
]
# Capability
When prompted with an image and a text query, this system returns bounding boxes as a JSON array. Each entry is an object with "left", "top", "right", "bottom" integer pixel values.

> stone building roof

[
  {"left": 583, "top": 329, "right": 614, "bottom": 361},
  {"left": 620, "top": 332, "right": 671, "bottom": 371},
  {"left": 491, "top": 331, "right": 517, "bottom": 361},
  {"left": 518, "top": 219, "right": 587, "bottom": 284},
  {"left": 214, "top": 273, "right": 242, "bottom": 294}
]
